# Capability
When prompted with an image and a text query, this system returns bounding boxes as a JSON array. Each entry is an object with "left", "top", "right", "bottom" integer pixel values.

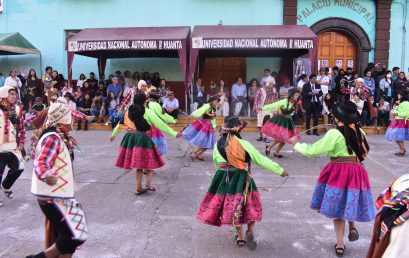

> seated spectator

[
  {"left": 247, "top": 79, "right": 260, "bottom": 117},
  {"left": 367, "top": 95, "right": 378, "bottom": 126},
  {"left": 97, "top": 81, "right": 107, "bottom": 101},
  {"left": 77, "top": 93, "right": 92, "bottom": 131},
  {"left": 163, "top": 91, "right": 179, "bottom": 119},
  {"left": 142, "top": 71, "right": 151, "bottom": 81},
  {"left": 230, "top": 77, "right": 248, "bottom": 116},
  {"left": 87, "top": 72, "right": 98, "bottom": 92},
  {"left": 76, "top": 73, "right": 86, "bottom": 88},
  {"left": 279, "top": 79, "right": 294, "bottom": 100},
  {"left": 377, "top": 97, "right": 390, "bottom": 126},
  {"left": 74, "top": 86, "right": 83, "bottom": 103},
  {"left": 90, "top": 91, "right": 105, "bottom": 123},
  {"left": 25, "top": 97, "right": 46, "bottom": 121},
  {"left": 106, "top": 77, "right": 123, "bottom": 99},
  {"left": 64, "top": 93, "right": 77, "bottom": 110},
  {"left": 296, "top": 74, "right": 308, "bottom": 92},
  {"left": 0, "top": 72, "right": 5, "bottom": 87},
  {"left": 107, "top": 104, "right": 124, "bottom": 128},
  {"left": 216, "top": 79, "right": 229, "bottom": 117},
  {"left": 152, "top": 72, "right": 161, "bottom": 87},
  {"left": 158, "top": 79, "right": 169, "bottom": 104},
  {"left": 146, "top": 80, "right": 156, "bottom": 93},
  {"left": 61, "top": 80, "right": 74, "bottom": 97},
  {"left": 105, "top": 91, "right": 120, "bottom": 118},
  {"left": 321, "top": 93, "right": 334, "bottom": 131},
  {"left": 81, "top": 81, "right": 93, "bottom": 98}
]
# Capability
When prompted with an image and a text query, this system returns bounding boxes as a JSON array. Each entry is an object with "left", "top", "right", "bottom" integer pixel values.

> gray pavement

[{"left": 0, "top": 131, "right": 405, "bottom": 258}]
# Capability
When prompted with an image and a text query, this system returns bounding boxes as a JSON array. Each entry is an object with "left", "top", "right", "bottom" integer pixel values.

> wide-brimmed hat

[
  {"left": 332, "top": 101, "right": 359, "bottom": 125},
  {"left": 208, "top": 95, "right": 220, "bottom": 103},
  {"left": 148, "top": 89, "right": 161, "bottom": 99},
  {"left": 222, "top": 116, "right": 247, "bottom": 133}
]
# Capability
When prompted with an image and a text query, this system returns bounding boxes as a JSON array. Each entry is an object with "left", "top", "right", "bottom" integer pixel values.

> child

[
  {"left": 385, "top": 92, "right": 409, "bottom": 156},
  {"left": 25, "top": 97, "right": 46, "bottom": 126},
  {"left": 108, "top": 104, "right": 123, "bottom": 129}
]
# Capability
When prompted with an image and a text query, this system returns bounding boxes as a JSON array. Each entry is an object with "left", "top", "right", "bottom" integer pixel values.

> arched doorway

[
  {"left": 310, "top": 18, "right": 372, "bottom": 75},
  {"left": 318, "top": 31, "right": 357, "bottom": 71}
]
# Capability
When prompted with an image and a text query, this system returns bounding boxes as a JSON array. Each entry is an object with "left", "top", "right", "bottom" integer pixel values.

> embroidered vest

[
  {"left": 31, "top": 132, "right": 75, "bottom": 198},
  {"left": 0, "top": 105, "right": 20, "bottom": 152}
]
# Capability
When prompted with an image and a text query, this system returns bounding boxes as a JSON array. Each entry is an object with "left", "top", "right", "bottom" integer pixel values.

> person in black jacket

[
  {"left": 192, "top": 78, "right": 207, "bottom": 109},
  {"left": 302, "top": 74, "right": 323, "bottom": 136}
]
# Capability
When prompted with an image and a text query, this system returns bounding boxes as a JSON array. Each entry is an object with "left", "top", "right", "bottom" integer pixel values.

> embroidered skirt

[
  {"left": 385, "top": 119, "right": 409, "bottom": 141},
  {"left": 150, "top": 125, "right": 167, "bottom": 155},
  {"left": 311, "top": 161, "right": 375, "bottom": 222},
  {"left": 196, "top": 169, "right": 262, "bottom": 227},
  {"left": 115, "top": 132, "right": 164, "bottom": 170},
  {"left": 261, "top": 114, "right": 300, "bottom": 143},
  {"left": 182, "top": 118, "right": 216, "bottom": 149}
]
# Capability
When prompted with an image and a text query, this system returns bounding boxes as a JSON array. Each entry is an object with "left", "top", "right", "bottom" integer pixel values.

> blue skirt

[
  {"left": 182, "top": 118, "right": 216, "bottom": 149},
  {"left": 385, "top": 119, "right": 409, "bottom": 141}
]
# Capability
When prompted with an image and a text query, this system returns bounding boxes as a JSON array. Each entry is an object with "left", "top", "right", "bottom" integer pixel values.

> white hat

[
  {"left": 0, "top": 86, "right": 16, "bottom": 99},
  {"left": 137, "top": 80, "right": 147, "bottom": 90},
  {"left": 356, "top": 78, "right": 364, "bottom": 84},
  {"left": 47, "top": 102, "right": 72, "bottom": 126}
]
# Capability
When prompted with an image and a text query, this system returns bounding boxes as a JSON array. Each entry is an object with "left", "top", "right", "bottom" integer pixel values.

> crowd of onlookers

[{"left": 0, "top": 68, "right": 178, "bottom": 130}]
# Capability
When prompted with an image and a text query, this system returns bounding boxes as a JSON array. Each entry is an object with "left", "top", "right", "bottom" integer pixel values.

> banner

[
  {"left": 191, "top": 37, "right": 314, "bottom": 49},
  {"left": 68, "top": 40, "right": 183, "bottom": 52}
]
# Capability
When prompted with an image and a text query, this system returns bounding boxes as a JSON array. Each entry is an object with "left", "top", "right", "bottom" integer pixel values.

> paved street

[{"left": 0, "top": 131, "right": 405, "bottom": 258}]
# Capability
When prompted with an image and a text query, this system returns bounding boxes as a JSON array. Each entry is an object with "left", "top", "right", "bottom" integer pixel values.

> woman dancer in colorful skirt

[
  {"left": 146, "top": 89, "right": 176, "bottom": 156},
  {"left": 385, "top": 92, "right": 409, "bottom": 156},
  {"left": 183, "top": 96, "right": 219, "bottom": 161},
  {"left": 290, "top": 101, "right": 375, "bottom": 257},
  {"left": 262, "top": 89, "right": 300, "bottom": 158},
  {"left": 110, "top": 93, "right": 181, "bottom": 195},
  {"left": 197, "top": 116, "right": 288, "bottom": 250}
]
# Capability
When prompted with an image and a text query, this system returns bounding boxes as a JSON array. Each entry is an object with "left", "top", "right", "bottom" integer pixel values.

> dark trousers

[
  {"left": 377, "top": 111, "right": 390, "bottom": 126},
  {"left": 305, "top": 102, "right": 320, "bottom": 133},
  {"left": 38, "top": 200, "right": 85, "bottom": 254},
  {"left": 0, "top": 152, "right": 23, "bottom": 190},
  {"left": 166, "top": 109, "right": 179, "bottom": 119}
]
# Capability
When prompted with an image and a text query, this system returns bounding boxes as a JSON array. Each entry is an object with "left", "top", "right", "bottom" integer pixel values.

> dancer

[
  {"left": 262, "top": 89, "right": 300, "bottom": 158},
  {"left": 254, "top": 79, "right": 278, "bottom": 143},
  {"left": 110, "top": 93, "right": 181, "bottom": 194},
  {"left": 0, "top": 86, "right": 25, "bottom": 207},
  {"left": 385, "top": 92, "right": 409, "bottom": 156},
  {"left": 183, "top": 96, "right": 219, "bottom": 161},
  {"left": 290, "top": 101, "right": 375, "bottom": 257},
  {"left": 197, "top": 116, "right": 288, "bottom": 250},
  {"left": 28, "top": 102, "right": 88, "bottom": 258},
  {"left": 119, "top": 79, "right": 147, "bottom": 111},
  {"left": 147, "top": 89, "right": 176, "bottom": 155}
]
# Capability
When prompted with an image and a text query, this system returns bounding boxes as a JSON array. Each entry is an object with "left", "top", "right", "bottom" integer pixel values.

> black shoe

[
  {"left": 313, "top": 132, "right": 320, "bottom": 136},
  {"left": 306, "top": 132, "right": 311, "bottom": 135},
  {"left": 256, "top": 137, "right": 263, "bottom": 141},
  {"left": 265, "top": 146, "right": 271, "bottom": 156},
  {"left": 263, "top": 137, "right": 270, "bottom": 143}
]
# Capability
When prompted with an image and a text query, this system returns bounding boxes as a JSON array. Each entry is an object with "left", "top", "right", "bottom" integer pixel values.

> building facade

[{"left": 0, "top": 0, "right": 406, "bottom": 85}]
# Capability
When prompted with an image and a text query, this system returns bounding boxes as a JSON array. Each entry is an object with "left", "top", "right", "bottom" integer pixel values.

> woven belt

[
  {"left": 330, "top": 156, "right": 359, "bottom": 164},
  {"left": 218, "top": 163, "right": 244, "bottom": 170}
]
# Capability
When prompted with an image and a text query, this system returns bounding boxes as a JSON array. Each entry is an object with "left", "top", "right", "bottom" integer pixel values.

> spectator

[
  {"left": 50, "top": 70, "right": 61, "bottom": 91},
  {"left": 106, "top": 74, "right": 114, "bottom": 86},
  {"left": 142, "top": 71, "right": 151, "bottom": 81},
  {"left": 380, "top": 70, "right": 393, "bottom": 101},
  {"left": 352, "top": 78, "right": 369, "bottom": 100},
  {"left": 61, "top": 80, "right": 74, "bottom": 97},
  {"left": 77, "top": 93, "right": 92, "bottom": 131},
  {"left": 392, "top": 66, "right": 400, "bottom": 81},
  {"left": 296, "top": 74, "right": 308, "bottom": 92},
  {"left": 25, "top": 97, "right": 46, "bottom": 123},
  {"left": 97, "top": 81, "right": 107, "bottom": 100},
  {"left": 107, "top": 104, "right": 123, "bottom": 128},
  {"left": 74, "top": 86, "right": 83, "bottom": 102},
  {"left": 76, "top": 73, "right": 86, "bottom": 88},
  {"left": 132, "top": 72, "right": 141, "bottom": 86},
  {"left": 377, "top": 97, "right": 390, "bottom": 126},
  {"left": 26, "top": 68, "right": 41, "bottom": 107},
  {"left": 343, "top": 67, "right": 354, "bottom": 88},
  {"left": 322, "top": 93, "right": 334, "bottom": 131},
  {"left": 277, "top": 70, "right": 289, "bottom": 87},
  {"left": 152, "top": 72, "right": 161, "bottom": 87},
  {"left": 317, "top": 67, "right": 330, "bottom": 94},
  {"left": 81, "top": 81, "right": 93, "bottom": 98},
  {"left": 105, "top": 91, "right": 120, "bottom": 118},
  {"left": 4, "top": 70, "right": 22, "bottom": 89},
  {"left": 86, "top": 72, "right": 98, "bottom": 92},
  {"left": 301, "top": 73, "right": 322, "bottom": 136},
  {"left": 0, "top": 72, "right": 5, "bottom": 87},
  {"left": 330, "top": 66, "right": 339, "bottom": 92},
  {"left": 260, "top": 68, "right": 275, "bottom": 90},
  {"left": 367, "top": 95, "right": 378, "bottom": 126},
  {"left": 215, "top": 80, "right": 229, "bottom": 117},
  {"left": 41, "top": 66, "right": 53, "bottom": 88},
  {"left": 393, "top": 72, "right": 408, "bottom": 100},
  {"left": 158, "top": 79, "right": 169, "bottom": 103},
  {"left": 90, "top": 91, "right": 105, "bottom": 123},
  {"left": 124, "top": 70, "right": 132, "bottom": 89},
  {"left": 192, "top": 78, "right": 206, "bottom": 109},
  {"left": 64, "top": 92, "right": 77, "bottom": 110},
  {"left": 163, "top": 91, "right": 179, "bottom": 119},
  {"left": 253, "top": 79, "right": 277, "bottom": 142},
  {"left": 247, "top": 79, "right": 260, "bottom": 117},
  {"left": 279, "top": 79, "right": 294, "bottom": 100},
  {"left": 123, "top": 79, "right": 132, "bottom": 97},
  {"left": 363, "top": 68, "right": 375, "bottom": 96},
  {"left": 230, "top": 77, "right": 247, "bottom": 116},
  {"left": 146, "top": 80, "right": 156, "bottom": 93},
  {"left": 106, "top": 77, "right": 123, "bottom": 99}
]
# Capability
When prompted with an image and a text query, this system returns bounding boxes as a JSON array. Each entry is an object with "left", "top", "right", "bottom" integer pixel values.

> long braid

[{"left": 343, "top": 126, "right": 353, "bottom": 155}]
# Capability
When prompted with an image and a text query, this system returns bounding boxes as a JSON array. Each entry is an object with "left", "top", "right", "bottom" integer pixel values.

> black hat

[
  {"left": 148, "top": 89, "right": 161, "bottom": 99},
  {"left": 332, "top": 101, "right": 359, "bottom": 125},
  {"left": 208, "top": 95, "right": 220, "bottom": 103},
  {"left": 222, "top": 116, "right": 247, "bottom": 132},
  {"left": 288, "top": 89, "right": 299, "bottom": 98}
]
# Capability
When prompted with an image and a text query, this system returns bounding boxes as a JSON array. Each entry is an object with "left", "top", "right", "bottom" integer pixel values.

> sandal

[
  {"left": 395, "top": 150, "right": 406, "bottom": 156},
  {"left": 348, "top": 228, "right": 359, "bottom": 242},
  {"left": 134, "top": 189, "right": 148, "bottom": 195},
  {"left": 235, "top": 235, "right": 247, "bottom": 247},
  {"left": 273, "top": 153, "right": 283, "bottom": 158},
  {"left": 196, "top": 156, "right": 205, "bottom": 161},
  {"left": 265, "top": 146, "right": 271, "bottom": 156},
  {"left": 246, "top": 231, "right": 257, "bottom": 251},
  {"left": 145, "top": 185, "right": 156, "bottom": 191},
  {"left": 190, "top": 153, "right": 197, "bottom": 161},
  {"left": 334, "top": 244, "right": 345, "bottom": 257}
]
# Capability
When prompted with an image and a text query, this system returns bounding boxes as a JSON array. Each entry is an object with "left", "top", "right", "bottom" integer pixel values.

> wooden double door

[
  {"left": 200, "top": 58, "right": 246, "bottom": 91},
  {"left": 318, "top": 31, "right": 357, "bottom": 71}
]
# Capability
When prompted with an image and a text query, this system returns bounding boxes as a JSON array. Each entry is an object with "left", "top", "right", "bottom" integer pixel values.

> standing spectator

[
  {"left": 163, "top": 91, "right": 179, "bottom": 119},
  {"left": 334, "top": 69, "right": 346, "bottom": 97},
  {"left": 296, "top": 74, "right": 308, "bottom": 92},
  {"left": 142, "top": 71, "right": 151, "bottom": 81},
  {"left": 260, "top": 68, "right": 275, "bottom": 90},
  {"left": 317, "top": 68, "right": 330, "bottom": 94},
  {"left": 377, "top": 97, "right": 390, "bottom": 126},
  {"left": 247, "top": 79, "right": 260, "bottom": 117},
  {"left": 26, "top": 69, "right": 41, "bottom": 108},
  {"left": 0, "top": 72, "right": 5, "bottom": 87},
  {"left": 302, "top": 74, "right": 322, "bottom": 136},
  {"left": 392, "top": 66, "right": 400, "bottom": 81},
  {"left": 4, "top": 70, "right": 22, "bottom": 101},
  {"left": 132, "top": 72, "right": 141, "bottom": 87},
  {"left": 330, "top": 66, "right": 339, "bottom": 92},
  {"left": 380, "top": 70, "right": 393, "bottom": 101},
  {"left": 215, "top": 80, "right": 229, "bottom": 117},
  {"left": 279, "top": 79, "right": 294, "bottom": 100},
  {"left": 363, "top": 68, "right": 376, "bottom": 96},
  {"left": 90, "top": 92, "right": 105, "bottom": 123},
  {"left": 158, "top": 79, "right": 169, "bottom": 103},
  {"left": 41, "top": 66, "right": 52, "bottom": 88},
  {"left": 393, "top": 72, "right": 408, "bottom": 100},
  {"left": 344, "top": 67, "right": 354, "bottom": 87},
  {"left": 76, "top": 73, "right": 86, "bottom": 88},
  {"left": 77, "top": 93, "right": 92, "bottom": 131},
  {"left": 152, "top": 72, "right": 161, "bottom": 87},
  {"left": 86, "top": 72, "right": 98, "bottom": 92},
  {"left": 81, "top": 81, "right": 93, "bottom": 98},
  {"left": 192, "top": 78, "right": 206, "bottom": 109},
  {"left": 146, "top": 80, "right": 156, "bottom": 93},
  {"left": 322, "top": 93, "right": 334, "bottom": 131},
  {"left": 106, "top": 77, "right": 123, "bottom": 99},
  {"left": 254, "top": 79, "right": 278, "bottom": 143},
  {"left": 367, "top": 95, "right": 378, "bottom": 126},
  {"left": 230, "top": 77, "right": 247, "bottom": 116}
]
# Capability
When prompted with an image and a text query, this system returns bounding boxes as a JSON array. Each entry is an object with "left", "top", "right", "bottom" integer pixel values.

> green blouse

[
  {"left": 397, "top": 101, "right": 409, "bottom": 120},
  {"left": 212, "top": 136, "right": 284, "bottom": 176},
  {"left": 192, "top": 103, "right": 217, "bottom": 128},
  {"left": 112, "top": 108, "right": 178, "bottom": 137},
  {"left": 262, "top": 99, "right": 295, "bottom": 115},
  {"left": 148, "top": 101, "right": 176, "bottom": 124},
  {"left": 294, "top": 129, "right": 358, "bottom": 158}
]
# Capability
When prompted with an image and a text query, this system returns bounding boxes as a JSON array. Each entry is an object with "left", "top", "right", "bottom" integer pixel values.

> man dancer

[{"left": 0, "top": 86, "right": 25, "bottom": 207}]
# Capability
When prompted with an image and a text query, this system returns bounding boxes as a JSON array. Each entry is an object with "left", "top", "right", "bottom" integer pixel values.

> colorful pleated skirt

[
  {"left": 115, "top": 132, "right": 164, "bottom": 170},
  {"left": 182, "top": 118, "right": 216, "bottom": 149},
  {"left": 196, "top": 169, "right": 262, "bottom": 227},
  {"left": 261, "top": 114, "right": 300, "bottom": 143},
  {"left": 385, "top": 119, "right": 409, "bottom": 141},
  {"left": 150, "top": 126, "right": 167, "bottom": 155},
  {"left": 311, "top": 161, "right": 375, "bottom": 222}
]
